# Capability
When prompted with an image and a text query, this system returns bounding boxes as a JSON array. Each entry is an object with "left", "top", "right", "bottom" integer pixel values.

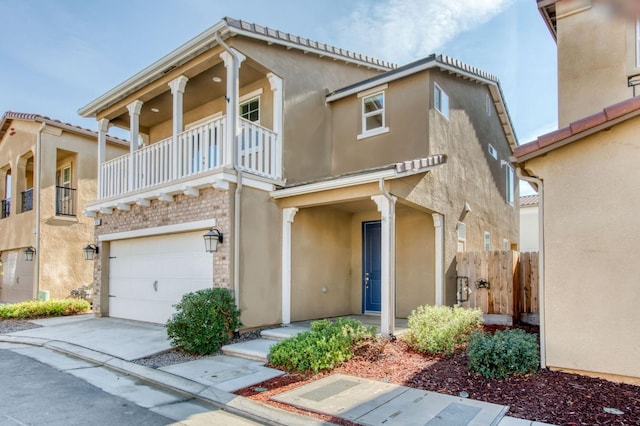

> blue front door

[{"left": 363, "top": 221, "right": 382, "bottom": 313}]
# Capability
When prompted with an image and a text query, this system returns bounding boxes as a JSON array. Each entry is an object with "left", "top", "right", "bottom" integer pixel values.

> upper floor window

[
  {"left": 636, "top": 19, "right": 640, "bottom": 68},
  {"left": 486, "top": 93, "right": 492, "bottom": 117},
  {"left": 484, "top": 231, "right": 491, "bottom": 251},
  {"left": 357, "top": 84, "right": 389, "bottom": 140},
  {"left": 240, "top": 97, "right": 260, "bottom": 123},
  {"left": 488, "top": 144, "right": 498, "bottom": 160},
  {"left": 434, "top": 83, "right": 449, "bottom": 119},
  {"left": 506, "top": 164, "right": 515, "bottom": 205},
  {"left": 457, "top": 222, "right": 466, "bottom": 252}
]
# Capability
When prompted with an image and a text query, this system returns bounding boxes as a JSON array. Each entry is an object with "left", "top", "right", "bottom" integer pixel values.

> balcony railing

[
  {"left": 98, "top": 116, "right": 281, "bottom": 200},
  {"left": 56, "top": 186, "right": 76, "bottom": 216},
  {"left": 1, "top": 198, "right": 9, "bottom": 218},
  {"left": 21, "top": 188, "right": 33, "bottom": 212}
]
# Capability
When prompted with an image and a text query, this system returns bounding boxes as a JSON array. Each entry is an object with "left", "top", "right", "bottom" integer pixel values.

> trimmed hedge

[
  {"left": 0, "top": 299, "right": 90, "bottom": 319},
  {"left": 467, "top": 329, "right": 539, "bottom": 379},
  {"left": 166, "top": 288, "right": 241, "bottom": 355},
  {"left": 404, "top": 305, "right": 483, "bottom": 355}
]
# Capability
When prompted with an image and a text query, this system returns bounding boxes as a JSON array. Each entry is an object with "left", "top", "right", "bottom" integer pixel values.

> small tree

[{"left": 166, "top": 288, "right": 241, "bottom": 355}]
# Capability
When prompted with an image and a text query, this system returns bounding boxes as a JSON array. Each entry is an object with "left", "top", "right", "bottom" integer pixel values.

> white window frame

[
  {"left": 506, "top": 164, "right": 515, "bottom": 205},
  {"left": 636, "top": 18, "right": 640, "bottom": 68},
  {"left": 434, "top": 83, "right": 449, "bottom": 119},
  {"left": 357, "top": 85, "right": 389, "bottom": 139},
  {"left": 488, "top": 144, "right": 498, "bottom": 160},
  {"left": 484, "top": 231, "right": 491, "bottom": 251},
  {"left": 457, "top": 222, "right": 467, "bottom": 252},
  {"left": 486, "top": 93, "right": 492, "bottom": 117},
  {"left": 503, "top": 239, "right": 510, "bottom": 251},
  {"left": 239, "top": 96, "right": 260, "bottom": 124},
  {"left": 58, "top": 164, "right": 72, "bottom": 188}
]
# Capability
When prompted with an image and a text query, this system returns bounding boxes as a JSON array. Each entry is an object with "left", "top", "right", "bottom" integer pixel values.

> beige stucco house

[
  {"left": 514, "top": 0, "right": 640, "bottom": 383},
  {"left": 0, "top": 112, "right": 128, "bottom": 302},
  {"left": 519, "top": 194, "right": 539, "bottom": 252},
  {"left": 79, "top": 17, "right": 518, "bottom": 335}
]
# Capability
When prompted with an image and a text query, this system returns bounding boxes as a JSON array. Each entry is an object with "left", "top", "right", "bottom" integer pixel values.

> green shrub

[
  {"left": 0, "top": 299, "right": 90, "bottom": 319},
  {"left": 166, "top": 288, "right": 241, "bottom": 355},
  {"left": 269, "top": 318, "right": 375, "bottom": 373},
  {"left": 467, "top": 329, "right": 539, "bottom": 379},
  {"left": 404, "top": 305, "right": 483, "bottom": 355}
]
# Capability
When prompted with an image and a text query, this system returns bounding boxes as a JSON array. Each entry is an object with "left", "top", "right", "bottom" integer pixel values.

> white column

[
  {"left": 281, "top": 207, "right": 298, "bottom": 325},
  {"left": 220, "top": 50, "right": 246, "bottom": 167},
  {"left": 168, "top": 75, "right": 189, "bottom": 137},
  {"left": 372, "top": 194, "right": 396, "bottom": 336},
  {"left": 432, "top": 213, "right": 445, "bottom": 306},
  {"left": 127, "top": 100, "right": 143, "bottom": 192},
  {"left": 97, "top": 118, "right": 109, "bottom": 199},
  {"left": 267, "top": 73, "right": 283, "bottom": 179}
]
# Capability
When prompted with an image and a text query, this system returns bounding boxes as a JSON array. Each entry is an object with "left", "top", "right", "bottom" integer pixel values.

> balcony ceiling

[{"left": 112, "top": 61, "right": 265, "bottom": 131}]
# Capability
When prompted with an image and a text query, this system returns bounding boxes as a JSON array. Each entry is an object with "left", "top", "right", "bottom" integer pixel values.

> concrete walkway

[{"left": 1, "top": 315, "right": 554, "bottom": 426}]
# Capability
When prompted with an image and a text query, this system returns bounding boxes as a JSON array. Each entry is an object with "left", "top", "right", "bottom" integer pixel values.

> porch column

[
  {"left": 127, "top": 100, "right": 143, "bottom": 192},
  {"left": 168, "top": 75, "right": 189, "bottom": 138},
  {"left": 432, "top": 213, "right": 445, "bottom": 306},
  {"left": 281, "top": 207, "right": 298, "bottom": 325},
  {"left": 267, "top": 73, "right": 283, "bottom": 178},
  {"left": 97, "top": 118, "right": 109, "bottom": 199},
  {"left": 372, "top": 194, "right": 397, "bottom": 336},
  {"left": 220, "top": 50, "right": 246, "bottom": 167}
]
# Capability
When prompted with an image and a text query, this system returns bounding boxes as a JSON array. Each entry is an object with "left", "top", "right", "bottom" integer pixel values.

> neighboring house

[
  {"left": 0, "top": 112, "right": 128, "bottom": 303},
  {"left": 519, "top": 194, "right": 539, "bottom": 252},
  {"left": 79, "top": 17, "right": 518, "bottom": 334},
  {"left": 514, "top": 0, "right": 640, "bottom": 383}
]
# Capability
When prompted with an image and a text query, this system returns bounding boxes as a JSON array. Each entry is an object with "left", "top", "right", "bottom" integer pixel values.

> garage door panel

[
  {"left": 0, "top": 251, "right": 35, "bottom": 303},
  {"left": 109, "top": 231, "right": 214, "bottom": 324}
]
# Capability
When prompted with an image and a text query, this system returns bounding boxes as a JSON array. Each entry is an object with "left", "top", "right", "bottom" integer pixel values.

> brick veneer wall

[{"left": 92, "top": 187, "right": 232, "bottom": 315}]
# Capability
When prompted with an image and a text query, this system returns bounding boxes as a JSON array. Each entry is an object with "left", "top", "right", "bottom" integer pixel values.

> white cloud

[{"left": 335, "top": 0, "right": 515, "bottom": 64}]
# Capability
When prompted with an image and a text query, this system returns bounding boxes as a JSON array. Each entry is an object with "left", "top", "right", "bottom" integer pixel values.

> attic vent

[{"left": 163, "top": 65, "right": 177, "bottom": 74}]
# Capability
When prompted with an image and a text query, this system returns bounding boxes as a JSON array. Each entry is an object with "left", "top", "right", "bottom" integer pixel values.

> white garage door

[
  {"left": 0, "top": 250, "right": 35, "bottom": 303},
  {"left": 109, "top": 231, "right": 213, "bottom": 324}
]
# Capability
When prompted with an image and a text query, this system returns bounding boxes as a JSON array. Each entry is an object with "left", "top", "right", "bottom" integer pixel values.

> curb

[{"left": 0, "top": 335, "right": 335, "bottom": 426}]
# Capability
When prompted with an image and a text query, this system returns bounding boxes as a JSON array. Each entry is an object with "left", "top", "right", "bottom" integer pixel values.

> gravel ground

[
  {"left": 0, "top": 319, "right": 43, "bottom": 334},
  {"left": 131, "top": 328, "right": 266, "bottom": 368}
]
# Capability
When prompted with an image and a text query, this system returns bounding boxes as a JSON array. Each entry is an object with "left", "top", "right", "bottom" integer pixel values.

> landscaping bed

[{"left": 236, "top": 325, "right": 640, "bottom": 426}]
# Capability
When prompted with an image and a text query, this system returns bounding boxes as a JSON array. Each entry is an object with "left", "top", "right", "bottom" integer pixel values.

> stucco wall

[
  {"left": 556, "top": 0, "right": 635, "bottom": 126},
  {"left": 519, "top": 205, "right": 539, "bottom": 252},
  {"left": 526, "top": 118, "right": 640, "bottom": 380}
]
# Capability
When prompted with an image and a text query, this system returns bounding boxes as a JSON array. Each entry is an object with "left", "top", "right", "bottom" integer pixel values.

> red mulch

[{"left": 235, "top": 325, "right": 640, "bottom": 425}]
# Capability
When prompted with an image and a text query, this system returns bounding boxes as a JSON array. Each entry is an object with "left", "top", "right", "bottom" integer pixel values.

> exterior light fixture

[
  {"left": 83, "top": 244, "right": 99, "bottom": 261},
  {"left": 203, "top": 229, "right": 223, "bottom": 253},
  {"left": 212, "top": 76, "right": 222, "bottom": 83},
  {"left": 24, "top": 247, "right": 36, "bottom": 261}
]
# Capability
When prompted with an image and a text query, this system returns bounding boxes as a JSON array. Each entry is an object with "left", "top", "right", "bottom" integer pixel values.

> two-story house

[
  {"left": 514, "top": 0, "right": 640, "bottom": 383},
  {"left": 0, "top": 112, "right": 128, "bottom": 303},
  {"left": 79, "top": 18, "right": 518, "bottom": 335}
]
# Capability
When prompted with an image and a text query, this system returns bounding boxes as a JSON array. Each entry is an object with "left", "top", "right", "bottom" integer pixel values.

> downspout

[
  {"left": 516, "top": 168, "right": 546, "bottom": 369},
  {"left": 215, "top": 32, "right": 243, "bottom": 330},
  {"left": 35, "top": 123, "right": 45, "bottom": 299}
]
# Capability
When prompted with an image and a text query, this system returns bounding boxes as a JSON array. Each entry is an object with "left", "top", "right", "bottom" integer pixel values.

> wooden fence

[{"left": 455, "top": 251, "right": 539, "bottom": 320}]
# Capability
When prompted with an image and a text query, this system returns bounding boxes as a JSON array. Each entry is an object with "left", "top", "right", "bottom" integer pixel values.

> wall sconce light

[
  {"left": 203, "top": 229, "right": 223, "bottom": 253},
  {"left": 24, "top": 247, "right": 36, "bottom": 261},
  {"left": 83, "top": 244, "right": 99, "bottom": 261}
]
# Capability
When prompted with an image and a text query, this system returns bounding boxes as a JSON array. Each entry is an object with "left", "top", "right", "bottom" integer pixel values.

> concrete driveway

[{"left": 8, "top": 315, "right": 172, "bottom": 360}]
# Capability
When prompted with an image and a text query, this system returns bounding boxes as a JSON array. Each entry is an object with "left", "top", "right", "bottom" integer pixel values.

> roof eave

[
  {"left": 537, "top": 0, "right": 558, "bottom": 42},
  {"left": 78, "top": 20, "right": 229, "bottom": 118}
]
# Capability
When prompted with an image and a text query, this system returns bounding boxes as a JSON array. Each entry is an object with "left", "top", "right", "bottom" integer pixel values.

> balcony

[
  {"left": 56, "top": 186, "right": 76, "bottom": 216},
  {"left": 1, "top": 198, "right": 9, "bottom": 218},
  {"left": 98, "top": 116, "right": 281, "bottom": 200},
  {"left": 21, "top": 188, "right": 33, "bottom": 212}
]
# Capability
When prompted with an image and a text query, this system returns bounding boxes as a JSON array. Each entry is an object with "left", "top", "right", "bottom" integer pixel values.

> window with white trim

[
  {"left": 636, "top": 19, "right": 640, "bottom": 68},
  {"left": 484, "top": 231, "right": 491, "bottom": 251},
  {"left": 240, "top": 97, "right": 260, "bottom": 123},
  {"left": 457, "top": 222, "right": 466, "bottom": 252},
  {"left": 362, "top": 91, "right": 385, "bottom": 133},
  {"left": 434, "top": 83, "right": 449, "bottom": 119},
  {"left": 506, "top": 164, "right": 515, "bottom": 205},
  {"left": 486, "top": 93, "right": 492, "bottom": 116},
  {"left": 503, "top": 239, "right": 510, "bottom": 251},
  {"left": 488, "top": 144, "right": 498, "bottom": 160}
]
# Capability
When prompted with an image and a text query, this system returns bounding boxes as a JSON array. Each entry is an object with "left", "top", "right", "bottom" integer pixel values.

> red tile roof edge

[{"left": 514, "top": 96, "right": 640, "bottom": 162}]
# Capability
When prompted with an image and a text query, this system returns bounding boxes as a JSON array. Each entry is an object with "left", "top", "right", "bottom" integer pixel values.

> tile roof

[
  {"left": 514, "top": 96, "right": 640, "bottom": 162},
  {"left": 0, "top": 111, "right": 128, "bottom": 145},
  {"left": 223, "top": 17, "right": 396, "bottom": 70},
  {"left": 520, "top": 194, "right": 539, "bottom": 207}
]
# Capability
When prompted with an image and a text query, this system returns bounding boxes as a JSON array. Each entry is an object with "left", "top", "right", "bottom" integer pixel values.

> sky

[{"left": 0, "top": 0, "right": 556, "bottom": 193}]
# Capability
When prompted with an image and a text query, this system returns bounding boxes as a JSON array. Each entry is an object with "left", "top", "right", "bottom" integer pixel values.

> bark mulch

[{"left": 235, "top": 327, "right": 640, "bottom": 426}]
